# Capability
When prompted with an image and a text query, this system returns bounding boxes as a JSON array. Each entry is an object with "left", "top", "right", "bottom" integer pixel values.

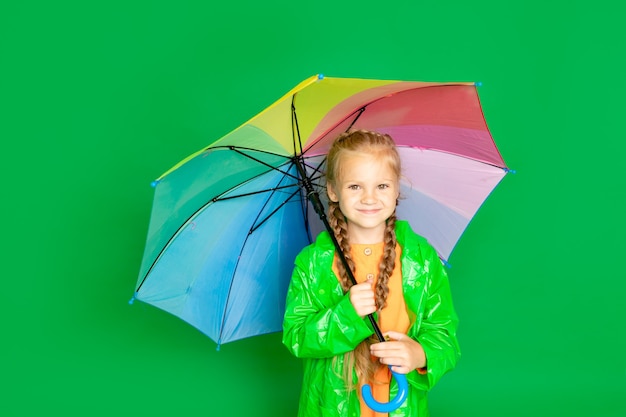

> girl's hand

[
  {"left": 369, "top": 331, "right": 426, "bottom": 374},
  {"left": 349, "top": 278, "right": 377, "bottom": 318}
]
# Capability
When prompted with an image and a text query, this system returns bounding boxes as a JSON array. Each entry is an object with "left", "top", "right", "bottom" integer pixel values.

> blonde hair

[{"left": 325, "top": 129, "right": 401, "bottom": 391}]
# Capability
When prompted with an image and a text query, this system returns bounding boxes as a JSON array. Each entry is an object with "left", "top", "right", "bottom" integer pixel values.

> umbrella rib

[
  {"left": 300, "top": 102, "right": 374, "bottom": 154},
  {"left": 345, "top": 106, "right": 366, "bottom": 131},
  {"left": 249, "top": 187, "right": 302, "bottom": 234},
  {"left": 204, "top": 145, "right": 290, "bottom": 159},
  {"left": 292, "top": 92, "right": 324, "bottom": 242},
  {"left": 290, "top": 88, "right": 324, "bottom": 244},
  {"left": 302, "top": 156, "right": 327, "bottom": 180},
  {"left": 247, "top": 159, "right": 301, "bottom": 235},
  {"left": 217, "top": 231, "right": 254, "bottom": 346},
  {"left": 214, "top": 183, "right": 300, "bottom": 202},
  {"left": 291, "top": 97, "right": 304, "bottom": 156},
  {"left": 297, "top": 156, "right": 327, "bottom": 242},
  {"left": 230, "top": 147, "right": 301, "bottom": 181}
]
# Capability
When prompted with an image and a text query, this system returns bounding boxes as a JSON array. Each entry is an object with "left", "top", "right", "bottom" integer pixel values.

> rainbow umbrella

[
  {"left": 133, "top": 72, "right": 510, "bottom": 344},
  {"left": 132, "top": 74, "right": 510, "bottom": 412}
]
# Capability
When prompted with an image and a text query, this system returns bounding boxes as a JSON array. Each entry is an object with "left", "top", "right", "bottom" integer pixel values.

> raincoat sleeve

[
  {"left": 407, "top": 243, "right": 460, "bottom": 391},
  {"left": 282, "top": 245, "right": 374, "bottom": 358}
]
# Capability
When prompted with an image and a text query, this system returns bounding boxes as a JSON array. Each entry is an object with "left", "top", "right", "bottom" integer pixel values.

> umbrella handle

[{"left": 361, "top": 368, "right": 408, "bottom": 413}]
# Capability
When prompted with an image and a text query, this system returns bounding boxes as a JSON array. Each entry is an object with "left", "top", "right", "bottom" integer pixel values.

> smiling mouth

[{"left": 358, "top": 209, "right": 381, "bottom": 215}]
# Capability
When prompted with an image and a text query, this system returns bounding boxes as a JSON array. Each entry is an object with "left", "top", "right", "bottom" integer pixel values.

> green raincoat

[{"left": 282, "top": 221, "right": 460, "bottom": 417}]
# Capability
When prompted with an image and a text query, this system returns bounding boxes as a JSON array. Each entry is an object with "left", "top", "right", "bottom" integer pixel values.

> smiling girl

[{"left": 283, "top": 130, "right": 460, "bottom": 417}]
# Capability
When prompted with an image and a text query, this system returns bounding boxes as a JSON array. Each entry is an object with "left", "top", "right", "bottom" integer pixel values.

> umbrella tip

[
  {"left": 474, "top": 81, "right": 483, "bottom": 87},
  {"left": 150, "top": 179, "right": 160, "bottom": 188},
  {"left": 128, "top": 292, "right": 138, "bottom": 305},
  {"left": 504, "top": 167, "right": 517, "bottom": 174},
  {"left": 317, "top": 73, "right": 324, "bottom": 80}
]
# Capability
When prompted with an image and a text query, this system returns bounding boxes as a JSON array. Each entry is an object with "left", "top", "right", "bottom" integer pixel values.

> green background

[{"left": 2, "top": 1, "right": 624, "bottom": 416}]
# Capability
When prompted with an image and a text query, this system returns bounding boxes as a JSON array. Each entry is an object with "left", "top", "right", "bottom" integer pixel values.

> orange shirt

[{"left": 333, "top": 242, "right": 409, "bottom": 417}]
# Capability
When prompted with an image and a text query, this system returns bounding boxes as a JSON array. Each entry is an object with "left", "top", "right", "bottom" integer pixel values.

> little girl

[{"left": 283, "top": 130, "right": 460, "bottom": 416}]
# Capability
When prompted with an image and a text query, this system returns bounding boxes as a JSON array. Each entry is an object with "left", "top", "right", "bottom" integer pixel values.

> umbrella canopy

[{"left": 132, "top": 74, "right": 510, "bottom": 347}]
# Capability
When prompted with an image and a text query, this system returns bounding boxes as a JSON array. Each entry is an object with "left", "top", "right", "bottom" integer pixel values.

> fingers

[
  {"left": 375, "top": 352, "right": 411, "bottom": 374},
  {"left": 370, "top": 341, "right": 406, "bottom": 356},
  {"left": 349, "top": 280, "right": 376, "bottom": 317},
  {"left": 384, "top": 331, "right": 404, "bottom": 341},
  {"left": 370, "top": 332, "right": 427, "bottom": 370},
  {"left": 370, "top": 332, "right": 405, "bottom": 351}
]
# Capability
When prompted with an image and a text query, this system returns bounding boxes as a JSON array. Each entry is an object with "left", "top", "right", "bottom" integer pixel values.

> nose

[{"left": 361, "top": 188, "right": 377, "bottom": 204}]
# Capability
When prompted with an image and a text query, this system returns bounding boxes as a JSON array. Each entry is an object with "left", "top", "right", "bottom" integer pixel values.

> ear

[{"left": 327, "top": 183, "right": 339, "bottom": 202}]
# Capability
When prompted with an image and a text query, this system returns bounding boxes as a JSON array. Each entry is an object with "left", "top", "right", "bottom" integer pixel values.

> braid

[
  {"left": 375, "top": 212, "right": 397, "bottom": 310},
  {"left": 328, "top": 201, "right": 355, "bottom": 292}
]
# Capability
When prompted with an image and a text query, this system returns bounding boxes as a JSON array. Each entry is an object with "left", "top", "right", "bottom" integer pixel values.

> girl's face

[{"left": 327, "top": 152, "right": 399, "bottom": 244}]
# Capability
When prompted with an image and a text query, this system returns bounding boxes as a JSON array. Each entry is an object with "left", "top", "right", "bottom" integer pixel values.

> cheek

[
  {"left": 385, "top": 193, "right": 399, "bottom": 206},
  {"left": 337, "top": 194, "right": 357, "bottom": 209}
]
